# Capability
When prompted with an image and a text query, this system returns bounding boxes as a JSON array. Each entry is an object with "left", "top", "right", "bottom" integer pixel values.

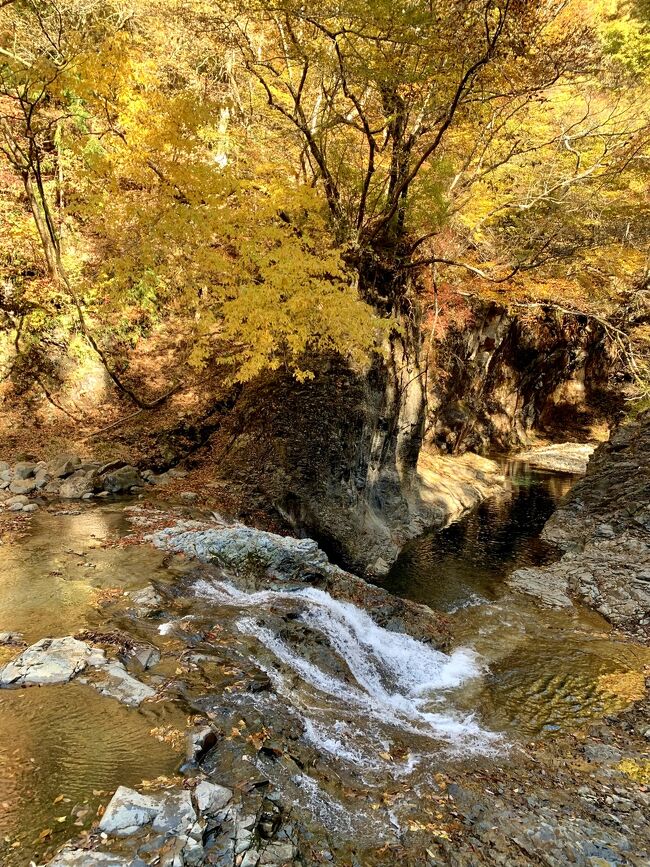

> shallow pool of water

[
  {"left": 379, "top": 459, "right": 650, "bottom": 738},
  {"left": 0, "top": 504, "right": 188, "bottom": 867}
]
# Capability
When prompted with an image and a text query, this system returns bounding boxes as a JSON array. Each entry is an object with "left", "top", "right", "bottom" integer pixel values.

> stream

[{"left": 1, "top": 463, "right": 649, "bottom": 865}]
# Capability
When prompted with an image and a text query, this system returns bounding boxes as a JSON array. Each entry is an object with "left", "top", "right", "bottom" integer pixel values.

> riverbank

[{"left": 509, "top": 412, "right": 650, "bottom": 641}]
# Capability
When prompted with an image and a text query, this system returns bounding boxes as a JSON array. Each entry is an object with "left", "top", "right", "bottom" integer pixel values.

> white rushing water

[{"left": 191, "top": 578, "right": 502, "bottom": 762}]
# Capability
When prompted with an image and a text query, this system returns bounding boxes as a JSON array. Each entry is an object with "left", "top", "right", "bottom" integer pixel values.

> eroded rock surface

[{"left": 509, "top": 413, "right": 650, "bottom": 637}]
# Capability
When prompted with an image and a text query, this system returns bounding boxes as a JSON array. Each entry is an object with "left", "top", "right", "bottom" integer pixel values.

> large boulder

[
  {"left": 8, "top": 477, "right": 37, "bottom": 495},
  {"left": 101, "top": 465, "right": 144, "bottom": 493},
  {"left": 59, "top": 470, "right": 97, "bottom": 499},
  {"left": 50, "top": 453, "right": 82, "bottom": 478},
  {"left": 98, "top": 786, "right": 197, "bottom": 838},
  {"left": 98, "top": 787, "right": 162, "bottom": 837},
  {"left": 13, "top": 461, "right": 36, "bottom": 480},
  {"left": 194, "top": 781, "right": 232, "bottom": 815}
]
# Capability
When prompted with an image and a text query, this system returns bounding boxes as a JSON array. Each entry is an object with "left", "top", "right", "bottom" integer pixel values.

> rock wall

[
  {"left": 509, "top": 411, "right": 650, "bottom": 639},
  {"left": 209, "top": 360, "right": 505, "bottom": 577},
  {"left": 427, "top": 298, "right": 621, "bottom": 455}
]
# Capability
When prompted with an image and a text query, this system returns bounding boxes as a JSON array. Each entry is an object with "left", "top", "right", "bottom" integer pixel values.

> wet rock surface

[
  {"left": 0, "top": 635, "right": 156, "bottom": 706},
  {"left": 509, "top": 414, "right": 650, "bottom": 638}
]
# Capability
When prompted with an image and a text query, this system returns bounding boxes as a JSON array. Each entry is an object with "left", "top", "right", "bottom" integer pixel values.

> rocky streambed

[{"left": 0, "top": 447, "right": 648, "bottom": 867}]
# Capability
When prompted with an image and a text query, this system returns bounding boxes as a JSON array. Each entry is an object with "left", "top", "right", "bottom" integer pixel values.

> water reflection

[
  {"left": 378, "top": 460, "right": 650, "bottom": 738},
  {"left": 383, "top": 461, "right": 577, "bottom": 612}
]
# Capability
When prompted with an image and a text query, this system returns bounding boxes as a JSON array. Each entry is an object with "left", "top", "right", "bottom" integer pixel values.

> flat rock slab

[
  {"left": 99, "top": 786, "right": 197, "bottom": 838},
  {"left": 80, "top": 660, "right": 156, "bottom": 707},
  {"left": 508, "top": 567, "right": 573, "bottom": 608},
  {"left": 516, "top": 442, "right": 595, "bottom": 475},
  {"left": 0, "top": 637, "right": 155, "bottom": 706},
  {"left": 0, "top": 637, "right": 104, "bottom": 686}
]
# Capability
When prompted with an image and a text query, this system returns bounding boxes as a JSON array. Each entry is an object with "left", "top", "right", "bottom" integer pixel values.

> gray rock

[
  {"left": 187, "top": 726, "right": 218, "bottom": 763},
  {"left": 0, "top": 636, "right": 104, "bottom": 686},
  {"left": 126, "top": 643, "right": 161, "bottom": 670},
  {"left": 33, "top": 468, "right": 51, "bottom": 489},
  {"left": 50, "top": 453, "right": 82, "bottom": 478},
  {"left": 151, "top": 790, "right": 196, "bottom": 836},
  {"left": 80, "top": 659, "right": 156, "bottom": 707},
  {"left": 150, "top": 472, "right": 173, "bottom": 487},
  {"left": 0, "top": 631, "right": 24, "bottom": 646},
  {"left": 515, "top": 442, "right": 595, "bottom": 475},
  {"left": 22, "top": 503, "right": 39, "bottom": 513},
  {"left": 130, "top": 585, "right": 163, "bottom": 611},
  {"left": 150, "top": 523, "right": 330, "bottom": 577},
  {"left": 48, "top": 850, "right": 144, "bottom": 866},
  {"left": 180, "top": 491, "right": 198, "bottom": 503},
  {"left": 60, "top": 470, "right": 96, "bottom": 499},
  {"left": 259, "top": 842, "right": 296, "bottom": 864},
  {"left": 101, "top": 465, "right": 143, "bottom": 493},
  {"left": 9, "top": 478, "right": 37, "bottom": 495},
  {"left": 98, "top": 459, "right": 128, "bottom": 476},
  {"left": 508, "top": 567, "right": 573, "bottom": 608},
  {"left": 98, "top": 786, "right": 162, "bottom": 836},
  {"left": 13, "top": 461, "right": 36, "bottom": 479},
  {"left": 6, "top": 494, "right": 28, "bottom": 507},
  {"left": 194, "top": 781, "right": 232, "bottom": 814},
  {"left": 0, "top": 460, "right": 9, "bottom": 472}
]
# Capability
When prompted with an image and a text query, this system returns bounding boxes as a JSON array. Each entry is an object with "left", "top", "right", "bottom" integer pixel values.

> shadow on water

[{"left": 382, "top": 460, "right": 578, "bottom": 612}]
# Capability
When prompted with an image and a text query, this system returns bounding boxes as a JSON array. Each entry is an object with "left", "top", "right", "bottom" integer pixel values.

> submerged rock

[{"left": 79, "top": 659, "right": 157, "bottom": 707}]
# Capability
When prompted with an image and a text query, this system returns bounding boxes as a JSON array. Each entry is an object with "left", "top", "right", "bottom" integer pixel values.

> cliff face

[
  {"left": 205, "top": 299, "right": 626, "bottom": 576},
  {"left": 510, "top": 411, "right": 650, "bottom": 639},
  {"left": 427, "top": 299, "right": 621, "bottom": 455}
]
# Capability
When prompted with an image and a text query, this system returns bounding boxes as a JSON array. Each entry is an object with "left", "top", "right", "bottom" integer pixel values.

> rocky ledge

[
  {"left": 509, "top": 413, "right": 650, "bottom": 638},
  {"left": 145, "top": 511, "right": 450, "bottom": 647},
  {"left": 515, "top": 441, "right": 596, "bottom": 474}
]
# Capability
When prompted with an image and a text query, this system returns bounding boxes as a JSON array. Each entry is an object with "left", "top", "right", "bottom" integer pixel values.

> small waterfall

[{"left": 191, "top": 578, "right": 501, "bottom": 765}]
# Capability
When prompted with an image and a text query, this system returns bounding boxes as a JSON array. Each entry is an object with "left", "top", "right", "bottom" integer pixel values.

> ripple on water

[{"left": 0, "top": 682, "right": 183, "bottom": 867}]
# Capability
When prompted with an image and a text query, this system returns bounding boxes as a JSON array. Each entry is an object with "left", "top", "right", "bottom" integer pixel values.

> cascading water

[{"left": 189, "top": 578, "right": 501, "bottom": 772}]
